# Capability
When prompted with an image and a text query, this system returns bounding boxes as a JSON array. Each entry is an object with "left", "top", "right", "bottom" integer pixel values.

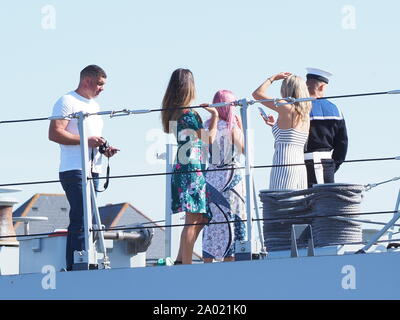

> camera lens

[{"left": 99, "top": 141, "right": 109, "bottom": 154}]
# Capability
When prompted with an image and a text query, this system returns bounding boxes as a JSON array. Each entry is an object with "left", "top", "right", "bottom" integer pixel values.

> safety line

[
  {"left": 89, "top": 155, "right": 398, "bottom": 181},
  {"left": 319, "top": 90, "right": 398, "bottom": 100},
  {"left": 329, "top": 216, "right": 400, "bottom": 227},
  {"left": 0, "top": 210, "right": 396, "bottom": 240},
  {"left": 0, "top": 117, "right": 49, "bottom": 124},
  {"left": 1, "top": 156, "right": 398, "bottom": 188},
  {"left": 0, "top": 179, "right": 60, "bottom": 187},
  {"left": 1, "top": 89, "right": 399, "bottom": 124},
  {"left": 316, "top": 238, "right": 400, "bottom": 247},
  {"left": 90, "top": 210, "right": 396, "bottom": 233}
]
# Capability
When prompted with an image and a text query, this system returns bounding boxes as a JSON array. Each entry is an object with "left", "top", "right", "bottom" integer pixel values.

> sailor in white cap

[
  {"left": 304, "top": 68, "right": 348, "bottom": 188},
  {"left": 306, "top": 68, "right": 332, "bottom": 85}
]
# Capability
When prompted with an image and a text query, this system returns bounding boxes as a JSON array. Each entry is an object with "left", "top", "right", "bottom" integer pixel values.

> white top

[
  {"left": 205, "top": 119, "right": 242, "bottom": 166},
  {"left": 51, "top": 91, "right": 104, "bottom": 173}
]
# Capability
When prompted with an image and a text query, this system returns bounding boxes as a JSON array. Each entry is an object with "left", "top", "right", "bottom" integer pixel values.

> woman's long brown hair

[{"left": 161, "top": 68, "right": 197, "bottom": 133}]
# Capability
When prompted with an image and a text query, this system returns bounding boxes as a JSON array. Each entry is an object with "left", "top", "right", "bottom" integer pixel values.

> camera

[{"left": 98, "top": 140, "right": 109, "bottom": 154}]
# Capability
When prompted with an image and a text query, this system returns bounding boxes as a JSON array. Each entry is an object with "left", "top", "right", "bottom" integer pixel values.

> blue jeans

[{"left": 59, "top": 170, "right": 99, "bottom": 270}]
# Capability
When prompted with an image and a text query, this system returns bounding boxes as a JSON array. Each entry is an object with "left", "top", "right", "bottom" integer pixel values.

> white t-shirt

[{"left": 51, "top": 91, "right": 104, "bottom": 173}]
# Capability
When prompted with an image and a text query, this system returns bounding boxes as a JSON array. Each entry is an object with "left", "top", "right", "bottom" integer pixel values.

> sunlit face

[{"left": 87, "top": 76, "right": 106, "bottom": 98}]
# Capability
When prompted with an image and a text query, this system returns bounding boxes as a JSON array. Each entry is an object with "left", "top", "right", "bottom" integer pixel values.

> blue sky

[{"left": 1, "top": 1, "right": 400, "bottom": 242}]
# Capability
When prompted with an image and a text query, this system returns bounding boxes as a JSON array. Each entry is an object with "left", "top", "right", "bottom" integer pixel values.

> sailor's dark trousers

[{"left": 305, "top": 159, "right": 335, "bottom": 189}]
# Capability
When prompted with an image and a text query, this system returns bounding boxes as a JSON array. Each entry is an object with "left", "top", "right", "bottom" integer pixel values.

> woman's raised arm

[
  {"left": 197, "top": 104, "right": 219, "bottom": 145},
  {"left": 252, "top": 72, "right": 292, "bottom": 112}
]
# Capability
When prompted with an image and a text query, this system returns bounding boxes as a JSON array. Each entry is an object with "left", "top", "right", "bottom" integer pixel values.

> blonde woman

[
  {"left": 253, "top": 72, "right": 312, "bottom": 190},
  {"left": 161, "top": 68, "right": 218, "bottom": 264}
]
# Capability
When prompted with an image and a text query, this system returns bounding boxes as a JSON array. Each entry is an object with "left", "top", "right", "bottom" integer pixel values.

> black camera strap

[{"left": 91, "top": 148, "right": 110, "bottom": 193}]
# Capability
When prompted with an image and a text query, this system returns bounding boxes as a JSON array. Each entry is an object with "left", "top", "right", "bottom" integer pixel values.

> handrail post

[
  {"left": 236, "top": 98, "right": 254, "bottom": 260},
  {"left": 90, "top": 181, "right": 110, "bottom": 269},
  {"left": 358, "top": 187, "right": 400, "bottom": 253},
  {"left": 164, "top": 143, "right": 173, "bottom": 258},
  {"left": 75, "top": 112, "right": 97, "bottom": 270}
]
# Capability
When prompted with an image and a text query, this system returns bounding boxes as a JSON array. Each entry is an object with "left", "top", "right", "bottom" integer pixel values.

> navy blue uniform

[{"left": 305, "top": 99, "right": 348, "bottom": 187}]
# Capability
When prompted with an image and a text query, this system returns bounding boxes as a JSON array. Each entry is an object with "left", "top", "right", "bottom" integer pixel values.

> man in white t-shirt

[{"left": 49, "top": 65, "right": 118, "bottom": 271}]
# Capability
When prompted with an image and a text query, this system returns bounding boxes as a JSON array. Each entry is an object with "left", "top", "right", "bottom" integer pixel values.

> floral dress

[
  {"left": 202, "top": 120, "right": 246, "bottom": 260},
  {"left": 171, "top": 110, "right": 211, "bottom": 220}
]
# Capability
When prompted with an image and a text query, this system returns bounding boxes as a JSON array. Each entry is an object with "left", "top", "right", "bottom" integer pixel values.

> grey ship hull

[{"left": 1, "top": 250, "right": 399, "bottom": 300}]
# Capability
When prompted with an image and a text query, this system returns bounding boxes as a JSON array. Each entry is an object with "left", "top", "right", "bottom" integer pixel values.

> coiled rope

[{"left": 260, "top": 184, "right": 364, "bottom": 251}]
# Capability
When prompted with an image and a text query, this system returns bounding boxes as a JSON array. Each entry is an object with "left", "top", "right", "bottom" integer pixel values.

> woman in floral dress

[
  {"left": 202, "top": 90, "right": 246, "bottom": 262},
  {"left": 161, "top": 68, "right": 219, "bottom": 264}
]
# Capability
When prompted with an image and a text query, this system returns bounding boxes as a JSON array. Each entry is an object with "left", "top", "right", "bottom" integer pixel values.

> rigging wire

[
  {"left": 91, "top": 210, "right": 398, "bottom": 232},
  {"left": 0, "top": 179, "right": 60, "bottom": 187},
  {"left": 0, "top": 209, "right": 398, "bottom": 240},
  {"left": 1, "top": 89, "right": 399, "bottom": 124},
  {"left": 1, "top": 156, "right": 398, "bottom": 188},
  {"left": 0, "top": 117, "right": 49, "bottom": 124}
]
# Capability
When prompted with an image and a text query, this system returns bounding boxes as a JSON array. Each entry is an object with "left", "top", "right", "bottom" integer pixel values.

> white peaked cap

[{"left": 306, "top": 67, "right": 333, "bottom": 83}]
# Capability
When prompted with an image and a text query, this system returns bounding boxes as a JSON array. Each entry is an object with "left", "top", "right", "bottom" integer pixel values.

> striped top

[
  {"left": 272, "top": 123, "right": 308, "bottom": 148},
  {"left": 269, "top": 123, "right": 309, "bottom": 190}
]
